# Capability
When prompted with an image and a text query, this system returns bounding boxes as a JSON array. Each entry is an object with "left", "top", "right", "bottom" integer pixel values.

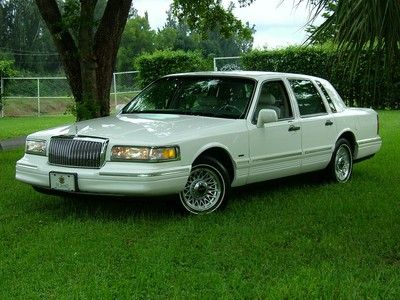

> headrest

[{"left": 259, "top": 90, "right": 276, "bottom": 105}]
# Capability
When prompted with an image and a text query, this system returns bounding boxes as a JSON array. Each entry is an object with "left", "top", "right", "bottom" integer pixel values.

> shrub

[
  {"left": 0, "top": 60, "right": 17, "bottom": 111},
  {"left": 135, "top": 50, "right": 209, "bottom": 87},
  {"left": 0, "top": 60, "right": 16, "bottom": 78},
  {"left": 242, "top": 47, "right": 400, "bottom": 109}
]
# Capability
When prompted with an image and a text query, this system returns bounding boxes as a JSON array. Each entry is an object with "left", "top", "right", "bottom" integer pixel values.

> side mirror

[
  {"left": 115, "top": 104, "right": 125, "bottom": 114},
  {"left": 257, "top": 109, "right": 278, "bottom": 128}
]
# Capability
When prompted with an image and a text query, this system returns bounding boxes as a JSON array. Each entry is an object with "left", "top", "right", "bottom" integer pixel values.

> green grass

[
  {"left": 0, "top": 111, "right": 399, "bottom": 298},
  {"left": 0, "top": 115, "right": 75, "bottom": 140}
]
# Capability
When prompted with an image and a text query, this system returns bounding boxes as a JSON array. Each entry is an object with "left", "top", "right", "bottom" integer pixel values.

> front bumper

[{"left": 16, "top": 154, "right": 191, "bottom": 196}]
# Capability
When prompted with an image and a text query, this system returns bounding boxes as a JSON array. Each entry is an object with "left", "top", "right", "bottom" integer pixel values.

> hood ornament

[{"left": 74, "top": 123, "right": 79, "bottom": 136}]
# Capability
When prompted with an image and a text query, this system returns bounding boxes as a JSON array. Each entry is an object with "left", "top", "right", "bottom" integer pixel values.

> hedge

[
  {"left": 242, "top": 47, "right": 400, "bottom": 109},
  {"left": 135, "top": 50, "right": 210, "bottom": 87}
]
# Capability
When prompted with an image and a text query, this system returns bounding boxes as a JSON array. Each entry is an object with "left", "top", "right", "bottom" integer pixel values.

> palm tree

[{"left": 303, "top": 0, "right": 400, "bottom": 71}]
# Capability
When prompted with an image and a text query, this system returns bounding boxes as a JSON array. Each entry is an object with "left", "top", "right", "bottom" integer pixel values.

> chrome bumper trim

[{"left": 357, "top": 137, "right": 382, "bottom": 146}]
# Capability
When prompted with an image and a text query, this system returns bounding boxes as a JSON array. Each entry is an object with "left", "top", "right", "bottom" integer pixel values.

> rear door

[{"left": 286, "top": 78, "right": 338, "bottom": 172}]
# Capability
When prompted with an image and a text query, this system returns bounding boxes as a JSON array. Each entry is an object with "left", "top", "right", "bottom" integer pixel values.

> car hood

[{"left": 30, "top": 114, "right": 241, "bottom": 145}]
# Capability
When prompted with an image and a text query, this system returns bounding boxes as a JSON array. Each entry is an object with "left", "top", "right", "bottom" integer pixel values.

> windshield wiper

[
  {"left": 123, "top": 109, "right": 238, "bottom": 119},
  {"left": 125, "top": 109, "right": 178, "bottom": 114}
]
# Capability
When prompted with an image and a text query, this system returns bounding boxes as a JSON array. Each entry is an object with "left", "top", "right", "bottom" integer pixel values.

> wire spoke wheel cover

[
  {"left": 334, "top": 143, "right": 352, "bottom": 182},
  {"left": 180, "top": 163, "right": 226, "bottom": 214}
]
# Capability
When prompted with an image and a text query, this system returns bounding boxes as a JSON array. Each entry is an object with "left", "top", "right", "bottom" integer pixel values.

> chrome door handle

[{"left": 288, "top": 125, "right": 301, "bottom": 132}]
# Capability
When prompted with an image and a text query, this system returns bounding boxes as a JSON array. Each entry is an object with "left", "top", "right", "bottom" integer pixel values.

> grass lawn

[
  {"left": 0, "top": 115, "right": 75, "bottom": 140},
  {"left": 2, "top": 98, "right": 75, "bottom": 117},
  {"left": 0, "top": 111, "right": 399, "bottom": 298}
]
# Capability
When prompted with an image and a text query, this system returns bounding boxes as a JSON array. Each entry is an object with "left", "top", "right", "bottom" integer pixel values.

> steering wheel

[{"left": 219, "top": 104, "right": 242, "bottom": 114}]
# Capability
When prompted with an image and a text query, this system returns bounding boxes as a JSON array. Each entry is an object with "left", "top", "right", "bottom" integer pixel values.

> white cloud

[{"left": 133, "top": 0, "right": 322, "bottom": 49}]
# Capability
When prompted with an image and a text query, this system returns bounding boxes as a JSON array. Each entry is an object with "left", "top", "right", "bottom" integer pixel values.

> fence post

[
  {"left": 113, "top": 72, "right": 117, "bottom": 107},
  {"left": 0, "top": 77, "right": 4, "bottom": 118},
  {"left": 37, "top": 78, "right": 40, "bottom": 117}
]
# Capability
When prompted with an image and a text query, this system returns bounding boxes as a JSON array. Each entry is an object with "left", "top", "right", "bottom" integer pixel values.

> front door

[{"left": 247, "top": 80, "right": 302, "bottom": 184}]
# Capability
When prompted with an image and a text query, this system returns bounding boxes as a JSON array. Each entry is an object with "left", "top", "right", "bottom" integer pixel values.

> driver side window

[{"left": 253, "top": 80, "right": 293, "bottom": 122}]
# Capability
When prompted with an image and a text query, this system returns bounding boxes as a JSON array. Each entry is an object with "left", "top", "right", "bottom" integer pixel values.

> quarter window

[
  {"left": 289, "top": 79, "right": 327, "bottom": 116},
  {"left": 316, "top": 81, "right": 337, "bottom": 112},
  {"left": 318, "top": 80, "right": 347, "bottom": 112}
]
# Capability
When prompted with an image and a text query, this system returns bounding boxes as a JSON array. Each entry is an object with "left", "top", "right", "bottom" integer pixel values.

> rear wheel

[
  {"left": 179, "top": 157, "right": 230, "bottom": 214},
  {"left": 328, "top": 138, "right": 353, "bottom": 183}
]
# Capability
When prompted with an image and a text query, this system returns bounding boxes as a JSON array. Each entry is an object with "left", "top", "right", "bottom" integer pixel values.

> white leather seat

[{"left": 257, "top": 90, "right": 281, "bottom": 119}]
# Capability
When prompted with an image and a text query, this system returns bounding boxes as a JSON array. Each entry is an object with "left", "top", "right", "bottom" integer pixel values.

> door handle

[
  {"left": 288, "top": 125, "right": 301, "bottom": 132},
  {"left": 325, "top": 120, "right": 334, "bottom": 126}
]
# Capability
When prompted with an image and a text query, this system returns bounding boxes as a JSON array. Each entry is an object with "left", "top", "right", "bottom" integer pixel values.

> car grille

[{"left": 48, "top": 136, "right": 108, "bottom": 168}]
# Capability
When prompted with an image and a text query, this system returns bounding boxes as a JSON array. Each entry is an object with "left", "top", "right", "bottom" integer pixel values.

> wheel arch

[
  {"left": 192, "top": 145, "right": 235, "bottom": 183},
  {"left": 336, "top": 130, "right": 357, "bottom": 157}
]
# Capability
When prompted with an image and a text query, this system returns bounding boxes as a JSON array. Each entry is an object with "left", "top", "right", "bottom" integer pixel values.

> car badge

[{"left": 59, "top": 176, "right": 65, "bottom": 184}]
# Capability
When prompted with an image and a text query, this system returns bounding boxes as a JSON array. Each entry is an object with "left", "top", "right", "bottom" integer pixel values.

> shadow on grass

[
  {"left": 37, "top": 193, "right": 184, "bottom": 221},
  {"left": 231, "top": 170, "right": 329, "bottom": 202},
  {"left": 33, "top": 171, "right": 329, "bottom": 221}
]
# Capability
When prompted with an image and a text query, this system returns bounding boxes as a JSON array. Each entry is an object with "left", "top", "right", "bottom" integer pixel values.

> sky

[{"left": 133, "top": 0, "right": 322, "bottom": 49}]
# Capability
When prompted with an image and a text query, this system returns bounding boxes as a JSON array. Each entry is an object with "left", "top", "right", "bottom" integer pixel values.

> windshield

[{"left": 122, "top": 76, "right": 256, "bottom": 119}]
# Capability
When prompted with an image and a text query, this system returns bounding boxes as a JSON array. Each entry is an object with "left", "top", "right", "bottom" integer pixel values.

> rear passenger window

[
  {"left": 316, "top": 81, "right": 337, "bottom": 112},
  {"left": 289, "top": 79, "right": 327, "bottom": 116}
]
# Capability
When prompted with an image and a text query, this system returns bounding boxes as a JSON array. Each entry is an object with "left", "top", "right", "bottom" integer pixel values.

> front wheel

[
  {"left": 179, "top": 157, "right": 230, "bottom": 214},
  {"left": 328, "top": 138, "right": 353, "bottom": 183}
]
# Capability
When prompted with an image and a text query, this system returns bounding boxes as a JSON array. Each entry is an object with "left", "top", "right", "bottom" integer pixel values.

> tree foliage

[
  {"left": 156, "top": 8, "right": 254, "bottom": 58},
  {"left": 303, "top": 0, "right": 400, "bottom": 74},
  {"left": 0, "top": 0, "right": 59, "bottom": 73},
  {"left": 305, "top": 0, "right": 337, "bottom": 45},
  {"left": 116, "top": 11, "right": 156, "bottom": 71},
  {"left": 172, "top": 0, "right": 255, "bottom": 40},
  {"left": 116, "top": 7, "right": 254, "bottom": 72}
]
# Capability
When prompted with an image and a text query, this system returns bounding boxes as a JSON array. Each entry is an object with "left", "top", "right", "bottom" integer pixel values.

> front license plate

[{"left": 50, "top": 172, "right": 76, "bottom": 192}]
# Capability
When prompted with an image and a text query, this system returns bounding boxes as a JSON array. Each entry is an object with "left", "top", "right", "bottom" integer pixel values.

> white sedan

[{"left": 16, "top": 72, "right": 382, "bottom": 214}]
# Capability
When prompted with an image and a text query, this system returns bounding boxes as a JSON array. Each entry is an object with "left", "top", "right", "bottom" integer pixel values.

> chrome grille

[{"left": 48, "top": 136, "right": 108, "bottom": 168}]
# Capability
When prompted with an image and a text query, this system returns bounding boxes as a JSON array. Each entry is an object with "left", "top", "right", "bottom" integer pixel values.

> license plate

[{"left": 49, "top": 172, "right": 76, "bottom": 192}]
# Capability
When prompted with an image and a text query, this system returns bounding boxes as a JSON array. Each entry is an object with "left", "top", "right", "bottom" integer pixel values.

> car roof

[{"left": 164, "top": 71, "right": 325, "bottom": 81}]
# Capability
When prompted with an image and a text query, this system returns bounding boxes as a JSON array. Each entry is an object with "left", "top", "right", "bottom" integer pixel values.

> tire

[
  {"left": 328, "top": 138, "right": 353, "bottom": 183},
  {"left": 179, "top": 156, "right": 230, "bottom": 214}
]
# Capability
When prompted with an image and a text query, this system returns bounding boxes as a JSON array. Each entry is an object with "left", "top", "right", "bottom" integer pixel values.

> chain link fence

[
  {"left": 0, "top": 71, "right": 141, "bottom": 117},
  {"left": 213, "top": 56, "right": 243, "bottom": 71},
  {"left": 0, "top": 59, "right": 247, "bottom": 117}
]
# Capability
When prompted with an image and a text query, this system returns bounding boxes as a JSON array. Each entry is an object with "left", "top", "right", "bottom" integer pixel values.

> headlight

[
  {"left": 111, "top": 146, "right": 179, "bottom": 162},
  {"left": 25, "top": 140, "right": 47, "bottom": 156}
]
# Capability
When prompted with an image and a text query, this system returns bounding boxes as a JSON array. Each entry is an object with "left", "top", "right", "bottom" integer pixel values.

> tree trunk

[
  {"left": 35, "top": 0, "right": 82, "bottom": 105},
  {"left": 35, "top": 0, "right": 132, "bottom": 121},
  {"left": 94, "top": 0, "right": 132, "bottom": 117},
  {"left": 78, "top": 0, "right": 99, "bottom": 120}
]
